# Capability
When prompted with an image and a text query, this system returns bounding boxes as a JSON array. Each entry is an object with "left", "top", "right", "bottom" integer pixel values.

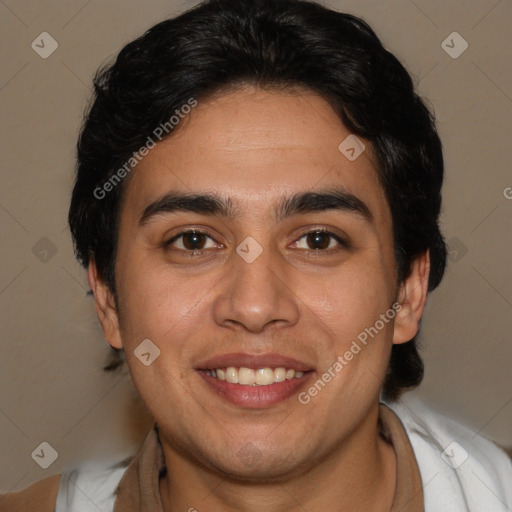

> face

[{"left": 91, "top": 86, "right": 426, "bottom": 481}]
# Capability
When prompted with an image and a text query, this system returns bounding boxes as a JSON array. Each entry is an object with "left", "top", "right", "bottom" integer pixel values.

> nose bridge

[{"left": 212, "top": 239, "right": 300, "bottom": 332}]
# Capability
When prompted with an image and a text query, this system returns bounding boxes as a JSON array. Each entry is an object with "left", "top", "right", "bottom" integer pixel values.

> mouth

[
  {"left": 196, "top": 353, "right": 315, "bottom": 408},
  {"left": 201, "top": 366, "right": 306, "bottom": 385}
]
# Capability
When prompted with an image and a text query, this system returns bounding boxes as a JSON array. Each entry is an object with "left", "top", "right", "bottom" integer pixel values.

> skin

[{"left": 89, "top": 86, "right": 430, "bottom": 511}]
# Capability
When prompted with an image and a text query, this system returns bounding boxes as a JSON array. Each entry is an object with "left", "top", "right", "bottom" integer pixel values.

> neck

[{"left": 159, "top": 404, "right": 396, "bottom": 512}]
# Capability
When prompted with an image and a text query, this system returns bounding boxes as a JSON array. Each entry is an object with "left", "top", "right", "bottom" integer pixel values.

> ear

[
  {"left": 392, "top": 250, "right": 430, "bottom": 345},
  {"left": 88, "top": 260, "right": 123, "bottom": 349}
]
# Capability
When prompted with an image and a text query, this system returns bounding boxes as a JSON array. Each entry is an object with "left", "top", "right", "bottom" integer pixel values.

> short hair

[{"left": 68, "top": 0, "right": 447, "bottom": 400}]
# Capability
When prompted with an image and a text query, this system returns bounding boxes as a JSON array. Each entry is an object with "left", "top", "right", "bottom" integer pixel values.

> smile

[{"left": 203, "top": 366, "right": 305, "bottom": 386}]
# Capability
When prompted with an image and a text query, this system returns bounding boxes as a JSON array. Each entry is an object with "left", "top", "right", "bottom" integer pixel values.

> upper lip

[{"left": 196, "top": 353, "right": 314, "bottom": 372}]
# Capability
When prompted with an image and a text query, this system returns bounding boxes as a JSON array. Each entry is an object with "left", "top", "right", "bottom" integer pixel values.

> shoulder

[
  {"left": 384, "top": 394, "right": 512, "bottom": 511},
  {"left": 54, "top": 458, "right": 131, "bottom": 511},
  {"left": 0, "top": 457, "right": 131, "bottom": 512},
  {"left": 0, "top": 474, "right": 61, "bottom": 512},
  {"left": 386, "top": 394, "right": 512, "bottom": 472}
]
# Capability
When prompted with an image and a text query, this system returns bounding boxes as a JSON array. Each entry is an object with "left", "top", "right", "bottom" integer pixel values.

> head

[{"left": 69, "top": 0, "right": 446, "bottom": 480}]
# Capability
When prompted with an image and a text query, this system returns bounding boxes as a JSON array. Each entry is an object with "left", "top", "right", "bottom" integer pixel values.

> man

[{"left": 2, "top": 0, "right": 511, "bottom": 510}]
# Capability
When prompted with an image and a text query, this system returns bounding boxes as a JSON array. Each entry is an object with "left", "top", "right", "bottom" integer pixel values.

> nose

[{"left": 212, "top": 243, "right": 301, "bottom": 333}]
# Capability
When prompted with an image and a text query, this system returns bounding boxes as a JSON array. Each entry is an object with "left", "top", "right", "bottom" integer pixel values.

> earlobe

[
  {"left": 87, "top": 261, "right": 124, "bottom": 349},
  {"left": 392, "top": 251, "right": 430, "bottom": 345}
]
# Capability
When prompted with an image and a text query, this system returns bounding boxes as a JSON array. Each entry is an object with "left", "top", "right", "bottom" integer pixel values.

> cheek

[
  {"left": 303, "top": 260, "right": 395, "bottom": 343},
  {"left": 115, "top": 260, "right": 206, "bottom": 355},
  {"left": 299, "top": 270, "right": 396, "bottom": 410}
]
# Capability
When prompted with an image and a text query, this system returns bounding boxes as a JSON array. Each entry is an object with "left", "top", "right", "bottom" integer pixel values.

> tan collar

[
  {"left": 380, "top": 404, "right": 425, "bottom": 512},
  {"left": 113, "top": 404, "right": 424, "bottom": 511},
  {"left": 113, "top": 423, "right": 166, "bottom": 512}
]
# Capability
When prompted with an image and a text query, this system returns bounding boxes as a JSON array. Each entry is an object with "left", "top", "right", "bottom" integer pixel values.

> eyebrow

[{"left": 138, "top": 187, "right": 373, "bottom": 226}]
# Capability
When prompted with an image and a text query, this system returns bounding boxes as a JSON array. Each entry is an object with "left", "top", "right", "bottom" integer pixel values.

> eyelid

[
  {"left": 292, "top": 227, "right": 349, "bottom": 251},
  {"left": 165, "top": 228, "right": 222, "bottom": 249}
]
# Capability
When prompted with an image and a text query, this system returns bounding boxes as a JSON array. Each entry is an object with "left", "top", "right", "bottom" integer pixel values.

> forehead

[{"left": 121, "top": 86, "right": 390, "bottom": 225}]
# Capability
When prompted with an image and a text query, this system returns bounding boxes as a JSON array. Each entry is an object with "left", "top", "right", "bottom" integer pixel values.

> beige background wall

[{"left": 1, "top": 0, "right": 511, "bottom": 492}]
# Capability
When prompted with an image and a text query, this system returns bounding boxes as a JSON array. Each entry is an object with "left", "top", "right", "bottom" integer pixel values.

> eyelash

[{"left": 164, "top": 228, "right": 349, "bottom": 256}]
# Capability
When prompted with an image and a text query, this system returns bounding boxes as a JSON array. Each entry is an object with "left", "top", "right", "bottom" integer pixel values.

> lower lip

[{"left": 197, "top": 371, "right": 314, "bottom": 408}]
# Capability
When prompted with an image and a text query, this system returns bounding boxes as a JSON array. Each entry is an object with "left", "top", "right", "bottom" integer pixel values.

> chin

[{"left": 199, "top": 445, "right": 308, "bottom": 483}]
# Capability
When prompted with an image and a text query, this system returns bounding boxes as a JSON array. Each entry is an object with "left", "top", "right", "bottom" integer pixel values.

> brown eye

[
  {"left": 166, "top": 230, "right": 219, "bottom": 252},
  {"left": 295, "top": 230, "right": 347, "bottom": 252},
  {"left": 181, "top": 231, "right": 207, "bottom": 250},
  {"left": 306, "top": 232, "right": 331, "bottom": 250}
]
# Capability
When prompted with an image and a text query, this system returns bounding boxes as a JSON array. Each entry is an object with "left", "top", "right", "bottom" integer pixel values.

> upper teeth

[{"left": 204, "top": 367, "right": 305, "bottom": 386}]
